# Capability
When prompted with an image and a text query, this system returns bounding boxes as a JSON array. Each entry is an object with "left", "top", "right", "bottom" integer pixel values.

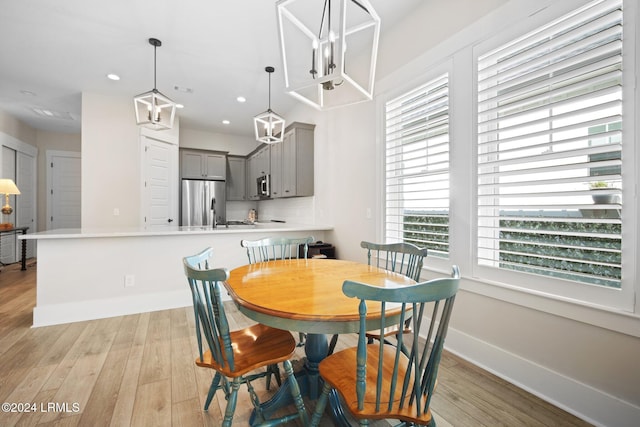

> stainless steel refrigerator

[{"left": 181, "top": 179, "right": 226, "bottom": 227}]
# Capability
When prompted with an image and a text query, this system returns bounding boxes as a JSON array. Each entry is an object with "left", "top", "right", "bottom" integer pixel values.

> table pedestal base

[{"left": 250, "top": 333, "right": 351, "bottom": 426}]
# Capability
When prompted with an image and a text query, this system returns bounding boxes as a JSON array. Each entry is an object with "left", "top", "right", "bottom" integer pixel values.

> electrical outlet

[
  {"left": 124, "top": 274, "right": 135, "bottom": 287},
  {"left": 113, "top": 208, "right": 120, "bottom": 216},
  {"left": 366, "top": 208, "right": 372, "bottom": 219}
]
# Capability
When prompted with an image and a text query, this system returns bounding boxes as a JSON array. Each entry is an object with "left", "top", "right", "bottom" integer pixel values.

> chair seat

[
  {"left": 195, "top": 323, "right": 296, "bottom": 378},
  {"left": 365, "top": 323, "right": 412, "bottom": 340},
  {"left": 319, "top": 345, "right": 432, "bottom": 425}
]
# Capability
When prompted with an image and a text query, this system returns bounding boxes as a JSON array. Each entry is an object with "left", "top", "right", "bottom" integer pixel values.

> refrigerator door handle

[{"left": 211, "top": 197, "right": 216, "bottom": 228}]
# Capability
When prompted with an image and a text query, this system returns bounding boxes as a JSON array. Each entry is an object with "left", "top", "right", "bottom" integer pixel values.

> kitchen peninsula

[{"left": 21, "top": 223, "right": 332, "bottom": 327}]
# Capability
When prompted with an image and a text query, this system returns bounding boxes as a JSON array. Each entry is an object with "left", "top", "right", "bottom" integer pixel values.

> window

[
  {"left": 477, "top": 0, "right": 623, "bottom": 288},
  {"left": 384, "top": 73, "right": 450, "bottom": 257}
]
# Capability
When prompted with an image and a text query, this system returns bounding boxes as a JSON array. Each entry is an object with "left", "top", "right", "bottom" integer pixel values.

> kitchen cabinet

[
  {"left": 226, "top": 156, "right": 246, "bottom": 201},
  {"left": 270, "top": 142, "right": 283, "bottom": 197},
  {"left": 271, "top": 122, "right": 315, "bottom": 198},
  {"left": 180, "top": 149, "right": 226, "bottom": 180},
  {"left": 246, "top": 145, "right": 270, "bottom": 200}
]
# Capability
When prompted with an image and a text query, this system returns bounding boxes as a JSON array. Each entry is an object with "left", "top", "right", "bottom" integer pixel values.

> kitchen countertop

[{"left": 20, "top": 222, "right": 333, "bottom": 240}]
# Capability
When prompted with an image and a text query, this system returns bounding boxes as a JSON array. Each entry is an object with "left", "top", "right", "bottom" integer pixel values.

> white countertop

[{"left": 20, "top": 222, "right": 333, "bottom": 240}]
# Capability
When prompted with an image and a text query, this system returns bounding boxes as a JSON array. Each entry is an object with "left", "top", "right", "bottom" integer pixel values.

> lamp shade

[
  {"left": 276, "top": 0, "right": 380, "bottom": 110},
  {"left": 0, "top": 179, "right": 20, "bottom": 195}
]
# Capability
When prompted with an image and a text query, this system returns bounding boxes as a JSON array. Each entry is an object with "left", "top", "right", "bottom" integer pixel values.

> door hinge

[{"left": 51, "top": 162, "right": 54, "bottom": 168}]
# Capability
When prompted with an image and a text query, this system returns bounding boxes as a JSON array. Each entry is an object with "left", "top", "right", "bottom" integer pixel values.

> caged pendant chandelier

[
  {"left": 133, "top": 38, "right": 176, "bottom": 130},
  {"left": 254, "top": 66, "right": 286, "bottom": 144},
  {"left": 276, "top": 0, "right": 380, "bottom": 110}
]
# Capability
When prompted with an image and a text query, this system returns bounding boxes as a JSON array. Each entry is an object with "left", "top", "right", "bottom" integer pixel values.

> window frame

[
  {"left": 470, "top": 0, "right": 636, "bottom": 311},
  {"left": 379, "top": 61, "right": 455, "bottom": 273},
  {"left": 375, "top": 0, "right": 638, "bottom": 319}
]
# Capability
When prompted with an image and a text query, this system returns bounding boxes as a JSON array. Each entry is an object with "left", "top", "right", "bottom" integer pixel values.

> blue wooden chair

[
  {"left": 311, "top": 266, "right": 460, "bottom": 427},
  {"left": 241, "top": 235, "right": 314, "bottom": 263},
  {"left": 183, "top": 247, "right": 308, "bottom": 427},
  {"left": 241, "top": 235, "right": 315, "bottom": 370},
  {"left": 328, "top": 241, "right": 428, "bottom": 355}
]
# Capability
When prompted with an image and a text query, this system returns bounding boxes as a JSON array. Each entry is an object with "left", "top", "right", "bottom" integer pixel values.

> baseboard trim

[
  {"left": 445, "top": 328, "right": 640, "bottom": 427},
  {"left": 32, "top": 290, "right": 192, "bottom": 327}
]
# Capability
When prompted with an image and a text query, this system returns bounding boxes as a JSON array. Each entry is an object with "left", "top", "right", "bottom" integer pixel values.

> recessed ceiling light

[
  {"left": 222, "top": 120, "right": 230, "bottom": 125},
  {"left": 174, "top": 86, "right": 193, "bottom": 93},
  {"left": 237, "top": 96, "right": 246, "bottom": 103},
  {"left": 107, "top": 73, "right": 120, "bottom": 81},
  {"left": 176, "top": 103, "right": 184, "bottom": 109}
]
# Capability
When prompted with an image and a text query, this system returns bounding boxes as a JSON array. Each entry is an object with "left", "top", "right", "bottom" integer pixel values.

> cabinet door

[
  {"left": 246, "top": 155, "right": 259, "bottom": 200},
  {"left": 282, "top": 132, "right": 296, "bottom": 197},
  {"left": 227, "top": 157, "right": 246, "bottom": 201},
  {"left": 270, "top": 143, "right": 283, "bottom": 198},
  {"left": 204, "top": 153, "right": 226, "bottom": 179},
  {"left": 256, "top": 146, "right": 270, "bottom": 177},
  {"left": 181, "top": 151, "right": 204, "bottom": 178}
]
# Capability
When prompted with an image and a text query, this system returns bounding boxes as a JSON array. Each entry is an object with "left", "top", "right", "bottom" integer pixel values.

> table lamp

[{"left": 0, "top": 179, "right": 20, "bottom": 230}]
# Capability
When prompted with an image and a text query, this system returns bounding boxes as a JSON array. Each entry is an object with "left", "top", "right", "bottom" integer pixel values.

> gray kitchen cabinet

[
  {"left": 273, "top": 122, "right": 315, "bottom": 198},
  {"left": 226, "top": 155, "right": 246, "bottom": 201},
  {"left": 270, "top": 142, "right": 283, "bottom": 197},
  {"left": 180, "top": 149, "right": 226, "bottom": 180},
  {"left": 246, "top": 145, "right": 270, "bottom": 200}
]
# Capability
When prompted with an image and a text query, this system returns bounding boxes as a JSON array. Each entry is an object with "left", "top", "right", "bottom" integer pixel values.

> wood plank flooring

[{"left": 0, "top": 261, "right": 593, "bottom": 426}]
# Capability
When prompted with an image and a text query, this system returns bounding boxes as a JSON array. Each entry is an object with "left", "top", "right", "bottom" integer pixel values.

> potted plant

[{"left": 589, "top": 181, "right": 615, "bottom": 204}]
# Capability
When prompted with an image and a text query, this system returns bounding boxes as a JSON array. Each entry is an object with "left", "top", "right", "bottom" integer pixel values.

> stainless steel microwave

[{"left": 257, "top": 174, "right": 270, "bottom": 198}]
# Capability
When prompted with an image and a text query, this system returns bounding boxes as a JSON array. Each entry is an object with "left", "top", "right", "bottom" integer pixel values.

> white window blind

[
  {"left": 385, "top": 73, "right": 449, "bottom": 257},
  {"left": 477, "top": 0, "right": 623, "bottom": 288}
]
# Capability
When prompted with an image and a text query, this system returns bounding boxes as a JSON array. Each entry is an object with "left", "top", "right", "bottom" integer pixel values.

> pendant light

[
  {"left": 133, "top": 38, "right": 176, "bottom": 130},
  {"left": 276, "top": 0, "right": 380, "bottom": 110},
  {"left": 254, "top": 66, "right": 286, "bottom": 144}
]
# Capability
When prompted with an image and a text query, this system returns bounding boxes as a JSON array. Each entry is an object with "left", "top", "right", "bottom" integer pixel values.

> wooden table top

[{"left": 225, "top": 258, "right": 416, "bottom": 334}]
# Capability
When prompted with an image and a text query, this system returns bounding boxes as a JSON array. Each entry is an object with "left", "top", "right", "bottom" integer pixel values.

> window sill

[
  {"left": 425, "top": 266, "right": 640, "bottom": 338},
  {"left": 469, "top": 276, "right": 640, "bottom": 338}
]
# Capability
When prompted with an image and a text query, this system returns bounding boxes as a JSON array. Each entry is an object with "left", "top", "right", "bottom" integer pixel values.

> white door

[
  {"left": 47, "top": 151, "right": 81, "bottom": 230},
  {"left": 142, "top": 136, "right": 178, "bottom": 228},
  {"left": 16, "top": 151, "right": 36, "bottom": 258},
  {"left": 1, "top": 146, "right": 17, "bottom": 264}
]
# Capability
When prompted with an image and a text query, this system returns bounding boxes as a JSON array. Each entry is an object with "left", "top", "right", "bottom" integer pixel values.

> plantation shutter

[
  {"left": 385, "top": 73, "right": 449, "bottom": 257},
  {"left": 477, "top": 0, "right": 623, "bottom": 287}
]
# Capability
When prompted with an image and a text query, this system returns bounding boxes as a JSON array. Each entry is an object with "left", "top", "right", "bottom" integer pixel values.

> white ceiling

[{"left": 0, "top": 0, "right": 423, "bottom": 136}]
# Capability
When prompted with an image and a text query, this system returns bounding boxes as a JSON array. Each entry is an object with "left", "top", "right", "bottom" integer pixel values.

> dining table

[{"left": 224, "top": 258, "right": 416, "bottom": 425}]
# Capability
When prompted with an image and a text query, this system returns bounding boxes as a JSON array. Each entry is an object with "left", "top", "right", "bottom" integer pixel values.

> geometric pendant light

[
  {"left": 133, "top": 38, "right": 176, "bottom": 130},
  {"left": 253, "top": 66, "right": 286, "bottom": 144},
  {"left": 276, "top": 0, "right": 380, "bottom": 110}
]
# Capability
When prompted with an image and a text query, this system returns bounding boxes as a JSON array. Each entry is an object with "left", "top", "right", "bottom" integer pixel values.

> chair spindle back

[
  {"left": 361, "top": 241, "right": 428, "bottom": 282},
  {"left": 344, "top": 265, "right": 459, "bottom": 422},
  {"left": 241, "top": 236, "right": 314, "bottom": 264},
  {"left": 183, "top": 248, "right": 233, "bottom": 370}
]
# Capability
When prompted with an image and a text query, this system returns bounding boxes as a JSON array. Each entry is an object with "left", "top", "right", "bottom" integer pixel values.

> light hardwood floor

[{"left": 0, "top": 260, "right": 592, "bottom": 426}]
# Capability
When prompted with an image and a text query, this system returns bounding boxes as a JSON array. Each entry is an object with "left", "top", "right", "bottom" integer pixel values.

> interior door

[
  {"left": 16, "top": 151, "right": 36, "bottom": 257},
  {"left": 142, "top": 136, "right": 178, "bottom": 228},
  {"left": 48, "top": 151, "right": 81, "bottom": 230}
]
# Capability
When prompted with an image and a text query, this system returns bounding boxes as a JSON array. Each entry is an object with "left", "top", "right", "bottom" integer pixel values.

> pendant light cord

[
  {"left": 268, "top": 71, "right": 272, "bottom": 111},
  {"left": 153, "top": 44, "right": 157, "bottom": 90}
]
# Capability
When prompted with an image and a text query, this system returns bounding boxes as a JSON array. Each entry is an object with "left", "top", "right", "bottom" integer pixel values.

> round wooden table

[{"left": 225, "top": 258, "right": 416, "bottom": 425}]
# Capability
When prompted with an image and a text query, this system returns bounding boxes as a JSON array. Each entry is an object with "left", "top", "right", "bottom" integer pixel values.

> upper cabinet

[
  {"left": 227, "top": 155, "right": 247, "bottom": 201},
  {"left": 271, "top": 122, "right": 315, "bottom": 198},
  {"left": 180, "top": 149, "right": 226, "bottom": 180},
  {"left": 246, "top": 145, "right": 271, "bottom": 200}
]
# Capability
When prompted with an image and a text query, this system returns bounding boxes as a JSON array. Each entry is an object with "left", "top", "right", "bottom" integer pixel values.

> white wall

[
  {"left": 81, "top": 92, "right": 178, "bottom": 229},
  {"left": 179, "top": 127, "right": 257, "bottom": 155}
]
